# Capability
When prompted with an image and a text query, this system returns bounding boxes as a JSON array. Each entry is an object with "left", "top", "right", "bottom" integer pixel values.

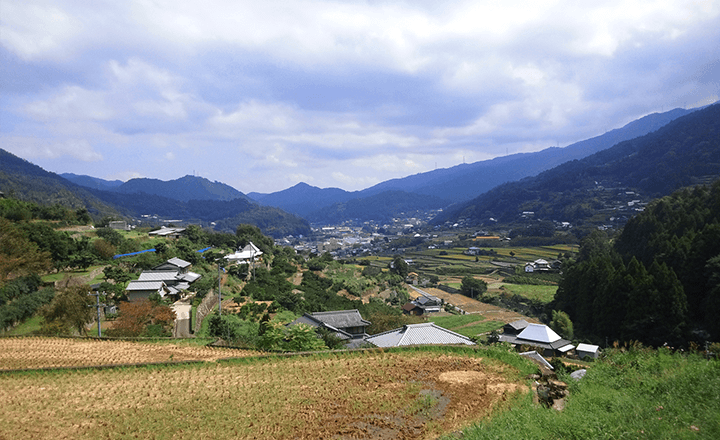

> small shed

[{"left": 576, "top": 343, "right": 601, "bottom": 359}]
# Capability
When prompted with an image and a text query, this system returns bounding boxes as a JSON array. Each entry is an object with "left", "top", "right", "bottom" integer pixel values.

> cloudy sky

[{"left": 2, "top": 1, "right": 719, "bottom": 194}]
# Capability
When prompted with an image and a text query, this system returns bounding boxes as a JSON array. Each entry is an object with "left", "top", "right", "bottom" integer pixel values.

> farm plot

[
  {"left": 0, "top": 337, "right": 256, "bottom": 371},
  {"left": 0, "top": 349, "right": 530, "bottom": 440}
]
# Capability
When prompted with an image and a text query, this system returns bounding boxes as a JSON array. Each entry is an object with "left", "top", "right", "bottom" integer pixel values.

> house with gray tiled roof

[
  {"left": 154, "top": 257, "right": 192, "bottom": 274},
  {"left": 366, "top": 323, "right": 475, "bottom": 348},
  {"left": 289, "top": 309, "right": 371, "bottom": 339},
  {"left": 125, "top": 280, "right": 170, "bottom": 302}
]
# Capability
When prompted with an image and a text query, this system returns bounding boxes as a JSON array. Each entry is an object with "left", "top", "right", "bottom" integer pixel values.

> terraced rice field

[
  {"left": 0, "top": 339, "right": 529, "bottom": 439},
  {"left": 0, "top": 337, "right": 256, "bottom": 371}
]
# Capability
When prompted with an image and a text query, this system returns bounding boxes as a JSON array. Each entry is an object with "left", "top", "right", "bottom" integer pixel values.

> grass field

[
  {"left": 429, "top": 315, "right": 506, "bottom": 338},
  {"left": 453, "top": 348, "right": 720, "bottom": 440},
  {"left": 0, "top": 342, "right": 532, "bottom": 439},
  {"left": 493, "top": 284, "right": 558, "bottom": 304}
]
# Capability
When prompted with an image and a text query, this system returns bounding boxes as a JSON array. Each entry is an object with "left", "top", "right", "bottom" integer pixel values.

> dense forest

[{"left": 553, "top": 179, "right": 720, "bottom": 345}]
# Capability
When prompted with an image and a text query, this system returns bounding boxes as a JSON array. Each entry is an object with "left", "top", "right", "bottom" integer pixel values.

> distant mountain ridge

[
  {"left": 247, "top": 107, "right": 696, "bottom": 224},
  {"left": 432, "top": 103, "right": 720, "bottom": 227},
  {"left": 61, "top": 173, "right": 123, "bottom": 191},
  {"left": 0, "top": 149, "right": 309, "bottom": 237},
  {"left": 358, "top": 107, "right": 696, "bottom": 202}
]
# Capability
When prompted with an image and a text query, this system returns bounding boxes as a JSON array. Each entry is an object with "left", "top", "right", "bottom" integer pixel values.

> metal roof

[
  {"left": 366, "top": 323, "right": 475, "bottom": 348},
  {"left": 517, "top": 324, "right": 562, "bottom": 343},
  {"left": 577, "top": 343, "right": 600, "bottom": 352}
]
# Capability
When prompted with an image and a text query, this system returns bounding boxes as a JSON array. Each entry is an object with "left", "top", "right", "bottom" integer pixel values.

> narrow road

[{"left": 172, "top": 303, "right": 192, "bottom": 338}]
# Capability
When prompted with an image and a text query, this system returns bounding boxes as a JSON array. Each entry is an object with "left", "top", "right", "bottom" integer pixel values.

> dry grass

[
  {"left": 0, "top": 343, "right": 528, "bottom": 439},
  {"left": 0, "top": 337, "right": 257, "bottom": 371}
]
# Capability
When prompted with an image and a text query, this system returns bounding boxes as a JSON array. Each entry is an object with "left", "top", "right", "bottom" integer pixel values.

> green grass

[
  {"left": 428, "top": 314, "right": 505, "bottom": 338},
  {"left": 430, "top": 314, "right": 486, "bottom": 329},
  {"left": 451, "top": 348, "right": 720, "bottom": 440},
  {"left": 451, "top": 321, "right": 505, "bottom": 338},
  {"left": 493, "top": 284, "right": 558, "bottom": 303},
  {"left": 1, "top": 315, "right": 44, "bottom": 336}
]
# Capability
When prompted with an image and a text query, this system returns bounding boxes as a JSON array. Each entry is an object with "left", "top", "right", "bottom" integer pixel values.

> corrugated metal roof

[{"left": 366, "top": 323, "right": 475, "bottom": 348}]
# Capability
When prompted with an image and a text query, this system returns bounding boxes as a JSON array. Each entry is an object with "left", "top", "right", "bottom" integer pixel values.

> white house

[{"left": 224, "top": 242, "right": 263, "bottom": 264}]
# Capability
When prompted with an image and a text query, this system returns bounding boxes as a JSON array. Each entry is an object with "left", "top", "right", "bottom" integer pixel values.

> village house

[
  {"left": 499, "top": 320, "right": 574, "bottom": 357},
  {"left": 126, "top": 257, "right": 201, "bottom": 301},
  {"left": 224, "top": 242, "right": 263, "bottom": 265},
  {"left": 124, "top": 280, "right": 171, "bottom": 302},
  {"left": 288, "top": 309, "right": 371, "bottom": 342},
  {"left": 366, "top": 323, "right": 475, "bottom": 348},
  {"left": 148, "top": 226, "right": 186, "bottom": 239}
]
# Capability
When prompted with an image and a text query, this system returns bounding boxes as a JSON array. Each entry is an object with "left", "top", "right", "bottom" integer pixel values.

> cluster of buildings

[
  {"left": 124, "top": 257, "right": 202, "bottom": 302},
  {"left": 288, "top": 309, "right": 474, "bottom": 349},
  {"left": 499, "top": 319, "right": 600, "bottom": 360}
]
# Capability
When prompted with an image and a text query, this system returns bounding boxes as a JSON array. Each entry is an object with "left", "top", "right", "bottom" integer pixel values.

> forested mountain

[
  {"left": 433, "top": 103, "right": 720, "bottom": 228},
  {"left": 60, "top": 173, "right": 123, "bottom": 191},
  {"left": 0, "top": 149, "right": 120, "bottom": 218},
  {"left": 111, "top": 175, "right": 248, "bottom": 202},
  {"left": 247, "top": 107, "right": 695, "bottom": 223},
  {"left": 553, "top": 178, "right": 720, "bottom": 345},
  {"left": 305, "top": 190, "right": 449, "bottom": 225},
  {"left": 248, "top": 182, "right": 356, "bottom": 218},
  {"left": 0, "top": 149, "right": 309, "bottom": 237},
  {"left": 359, "top": 107, "right": 696, "bottom": 202}
]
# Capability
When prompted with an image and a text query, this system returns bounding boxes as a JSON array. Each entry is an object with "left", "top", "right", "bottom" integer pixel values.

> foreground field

[
  {"left": 0, "top": 337, "right": 257, "bottom": 370},
  {"left": 0, "top": 343, "right": 531, "bottom": 440}
]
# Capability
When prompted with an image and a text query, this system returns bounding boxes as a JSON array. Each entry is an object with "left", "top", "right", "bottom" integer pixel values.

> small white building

[
  {"left": 576, "top": 343, "right": 601, "bottom": 359},
  {"left": 224, "top": 242, "right": 263, "bottom": 264}
]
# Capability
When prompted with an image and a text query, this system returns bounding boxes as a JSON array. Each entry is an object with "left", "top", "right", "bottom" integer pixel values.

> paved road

[{"left": 172, "top": 303, "right": 192, "bottom": 338}]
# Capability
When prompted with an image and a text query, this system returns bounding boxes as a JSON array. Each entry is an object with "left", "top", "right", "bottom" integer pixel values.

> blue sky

[{"left": 2, "top": 0, "right": 719, "bottom": 194}]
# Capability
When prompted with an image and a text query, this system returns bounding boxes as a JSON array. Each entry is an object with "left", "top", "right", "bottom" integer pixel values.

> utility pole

[
  {"left": 218, "top": 264, "right": 222, "bottom": 314},
  {"left": 88, "top": 291, "right": 105, "bottom": 338}
]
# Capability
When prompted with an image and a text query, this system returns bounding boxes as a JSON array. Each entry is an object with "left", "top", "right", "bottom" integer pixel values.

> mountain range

[
  {"left": 245, "top": 107, "right": 696, "bottom": 221},
  {"left": 3, "top": 104, "right": 716, "bottom": 231},
  {"left": 432, "top": 103, "right": 720, "bottom": 228}
]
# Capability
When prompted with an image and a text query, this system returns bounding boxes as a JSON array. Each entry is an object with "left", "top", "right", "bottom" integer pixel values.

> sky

[{"left": 2, "top": 1, "right": 720, "bottom": 194}]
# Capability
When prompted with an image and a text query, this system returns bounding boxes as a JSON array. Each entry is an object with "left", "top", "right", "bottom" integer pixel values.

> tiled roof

[
  {"left": 505, "top": 319, "right": 529, "bottom": 331},
  {"left": 366, "top": 323, "right": 475, "bottom": 348},
  {"left": 309, "top": 310, "right": 371, "bottom": 328},
  {"left": 166, "top": 257, "right": 191, "bottom": 268},
  {"left": 138, "top": 271, "right": 180, "bottom": 282},
  {"left": 125, "top": 280, "right": 164, "bottom": 291}
]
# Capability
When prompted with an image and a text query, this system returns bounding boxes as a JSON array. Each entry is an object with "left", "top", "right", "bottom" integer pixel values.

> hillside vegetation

[
  {"left": 435, "top": 103, "right": 720, "bottom": 229},
  {"left": 554, "top": 179, "right": 720, "bottom": 345}
]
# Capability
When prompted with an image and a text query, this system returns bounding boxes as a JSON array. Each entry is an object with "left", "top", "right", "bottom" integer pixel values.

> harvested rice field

[
  {"left": 0, "top": 341, "right": 530, "bottom": 440},
  {"left": 0, "top": 337, "right": 257, "bottom": 371}
]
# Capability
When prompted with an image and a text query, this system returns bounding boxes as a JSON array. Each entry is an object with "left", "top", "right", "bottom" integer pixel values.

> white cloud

[{"left": 2, "top": 135, "right": 102, "bottom": 162}]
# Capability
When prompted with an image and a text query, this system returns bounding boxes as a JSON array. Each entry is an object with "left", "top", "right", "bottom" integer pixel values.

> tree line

[{"left": 553, "top": 179, "right": 720, "bottom": 346}]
